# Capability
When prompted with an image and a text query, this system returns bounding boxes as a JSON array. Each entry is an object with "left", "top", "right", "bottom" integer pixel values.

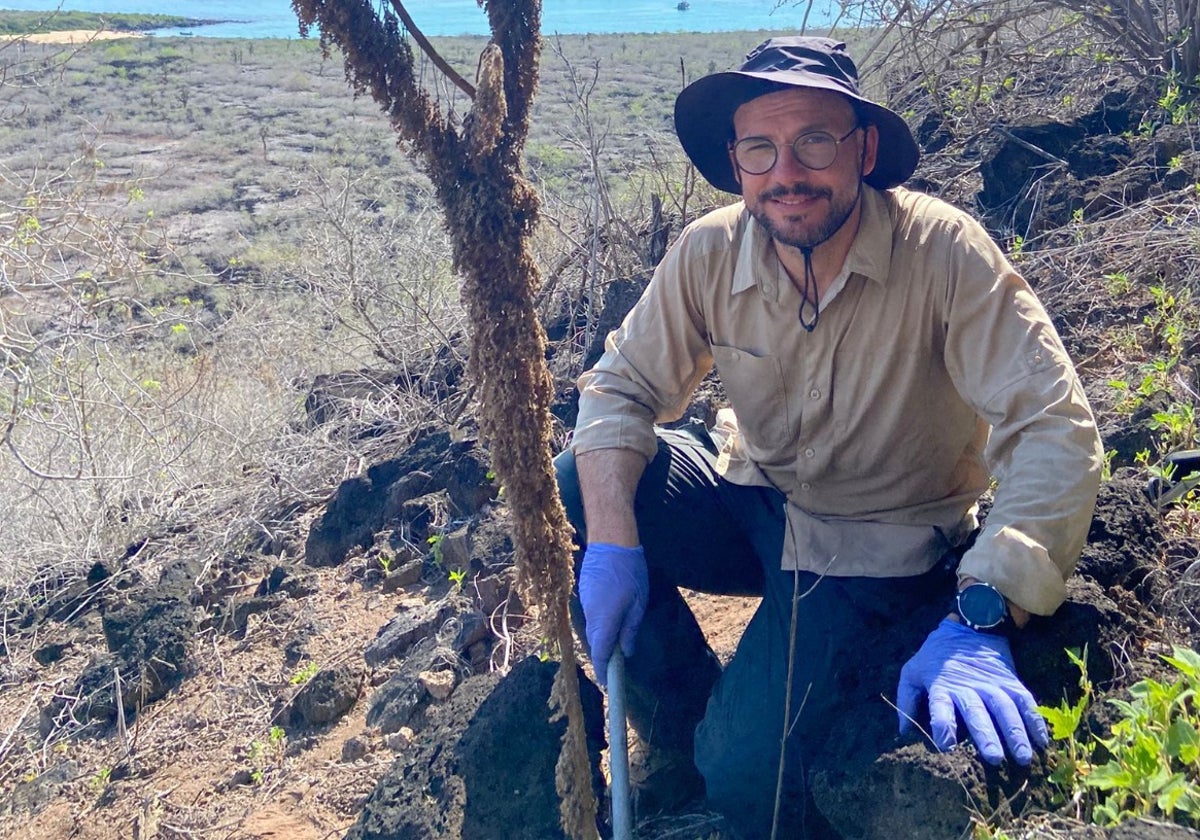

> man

[{"left": 556, "top": 36, "right": 1103, "bottom": 838}]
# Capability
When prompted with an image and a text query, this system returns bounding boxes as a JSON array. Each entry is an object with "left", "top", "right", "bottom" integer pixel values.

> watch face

[{"left": 958, "top": 584, "right": 1007, "bottom": 629}]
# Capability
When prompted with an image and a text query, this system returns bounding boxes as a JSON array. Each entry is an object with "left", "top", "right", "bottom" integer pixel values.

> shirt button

[
  {"left": 800, "top": 482, "right": 811, "bottom": 491},
  {"left": 804, "top": 447, "right": 815, "bottom": 458},
  {"left": 763, "top": 282, "right": 776, "bottom": 295},
  {"left": 809, "top": 388, "right": 821, "bottom": 399}
]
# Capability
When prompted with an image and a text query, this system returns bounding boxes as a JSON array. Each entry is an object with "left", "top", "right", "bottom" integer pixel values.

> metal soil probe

[{"left": 607, "top": 652, "right": 633, "bottom": 840}]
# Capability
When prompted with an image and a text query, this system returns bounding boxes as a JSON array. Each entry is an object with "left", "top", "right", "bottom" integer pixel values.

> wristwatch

[{"left": 955, "top": 581, "right": 1011, "bottom": 633}]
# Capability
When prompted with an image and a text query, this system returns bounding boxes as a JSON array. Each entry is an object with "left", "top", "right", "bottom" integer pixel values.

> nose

[{"left": 770, "top": 145, "right": 813, "bottom": 181}]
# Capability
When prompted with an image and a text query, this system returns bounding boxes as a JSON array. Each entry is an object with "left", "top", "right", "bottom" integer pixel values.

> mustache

[{"left": 758, "top": 184, "right": 832, "bottom": 202}]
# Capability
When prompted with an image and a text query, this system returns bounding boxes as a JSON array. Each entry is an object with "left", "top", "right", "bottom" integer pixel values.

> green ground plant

[
  {"left": 427, "top": 533, "right": 445, "bottom": 567},
  {"left": 289, "top": 661, "right": 319, "bottom": 685},
  {"left": 1039, "top": 647, "right": 1200, "bottom": 827},
  {"left": 246, "top": 726, "right": 285, "bottom": 786}
]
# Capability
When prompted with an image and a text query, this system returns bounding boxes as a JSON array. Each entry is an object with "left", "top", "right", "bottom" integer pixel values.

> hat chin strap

[{"left": 797, "top": 246, "right": 819, "bottom": 332}]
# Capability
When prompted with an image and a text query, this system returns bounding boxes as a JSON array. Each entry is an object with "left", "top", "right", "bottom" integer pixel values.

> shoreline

[{"left": 2, "top": 28, "right": 144, "bottom": 43}]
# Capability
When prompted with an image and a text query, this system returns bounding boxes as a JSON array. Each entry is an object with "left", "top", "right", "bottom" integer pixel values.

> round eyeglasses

[{"left": 731, "top": 125, "right": 862, "bottom": 176}]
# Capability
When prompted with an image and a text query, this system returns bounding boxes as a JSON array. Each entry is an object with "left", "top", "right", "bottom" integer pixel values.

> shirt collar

[{"left": 731, "top": 185, "right": 895, "bottom": 297}]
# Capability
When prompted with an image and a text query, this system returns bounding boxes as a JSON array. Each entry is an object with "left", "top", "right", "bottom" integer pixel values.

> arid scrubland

[{"left": 5, "top": 13, "right": 1200, "bottom": 837}]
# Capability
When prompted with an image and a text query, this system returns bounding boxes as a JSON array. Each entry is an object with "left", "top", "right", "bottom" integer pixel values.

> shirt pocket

[{"left": 710, "top": 343, "right": 792, "bottom": 453}]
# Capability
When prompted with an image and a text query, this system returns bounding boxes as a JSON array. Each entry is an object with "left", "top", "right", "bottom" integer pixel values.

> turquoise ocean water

[{"left": 0, "top": 0, "right": 838, "bottom": 38}]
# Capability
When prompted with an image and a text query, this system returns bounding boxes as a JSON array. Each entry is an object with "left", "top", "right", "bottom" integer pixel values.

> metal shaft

[{"left": 607, "top": 651, "right": 633, "bottom": 840}]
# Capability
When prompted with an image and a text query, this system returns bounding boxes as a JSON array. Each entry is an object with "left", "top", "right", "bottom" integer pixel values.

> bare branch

[{"left": 386, "top": 0, "right": 477, "bottom": 99}]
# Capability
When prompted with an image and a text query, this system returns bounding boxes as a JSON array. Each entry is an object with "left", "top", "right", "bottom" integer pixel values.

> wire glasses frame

[{"left": 731, "top": 125, "right": 862, "bottom": 176}]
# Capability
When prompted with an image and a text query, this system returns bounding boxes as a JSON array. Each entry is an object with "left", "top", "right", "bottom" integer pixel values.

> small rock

[
  {"left": 384, "top": 727, "right": 414, "bottom": 751},
  {"left": 289, "top": 665, "right": 360, "bottom": 728},
  {"left": 364, "top": 602, "right": 446, "bottom": 667},
  {"left": 419, "top": 669, "right": 456, "bottom": 701},
  {"left": 228, "top": 768, "right": 255, "bottom": 787},
  {"left": 341, "top": 735, "right": 371, "bottom": 762},
  {"left": 381, "top": 560, "right": 424, "bottom": 593},
  {"left": 367, "top": 675, "right": 426, "bottom": 734},
  {"left": 466, "top": 640, "right": 491, "bottom": 673},
  {"left": 453, "top": 612, "right": 490, "bottom": 651},
  {"left": 33, "top": 642, "right": 72, "bottom": 666}
]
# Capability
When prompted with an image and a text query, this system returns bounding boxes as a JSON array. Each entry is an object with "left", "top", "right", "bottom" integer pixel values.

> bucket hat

[{"left": 674, "top": 36, "right": 919, "bottom": 194}]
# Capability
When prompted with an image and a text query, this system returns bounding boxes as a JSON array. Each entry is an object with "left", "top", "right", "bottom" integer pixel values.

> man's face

[{"left": 731, "top": 88, "right": 878, "bottom": 251}]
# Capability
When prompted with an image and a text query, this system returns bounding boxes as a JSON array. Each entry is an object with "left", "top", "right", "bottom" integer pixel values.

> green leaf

[
  {"left": 1128, "top": 733, "right": 1163, "bottom": 778},
  {"left": 1038, "top": 703, "right": 1082, "bottom": 740},
  {"left": 1092, "top": 801, "right": 1121, "bottom": 826},
  {"left": 1176, "top": 785, "right": 1200, "bottom": 815},
  {"left": 1166, "top": 718, "right": 1200, "bottom": 763},
  {"left": 1156, "top": 774, "right": 1188, "bottom": 814},
  {"left": 1048, "top": 760, "right": 1079, "bottom": 788},
  {"left": 1085, "top": 761, "right": 1134, "bottom": 791},
  {"left": 1165, "top": 646, "right": 1200, "bottom": 681},
  {"left": 1147, "top": 763, "right": 1175, "bottom": 794}
]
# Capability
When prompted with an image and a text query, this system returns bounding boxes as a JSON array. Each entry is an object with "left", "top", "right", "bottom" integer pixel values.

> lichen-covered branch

[{"left": 289, "top": 1, "right": 598, "bottom": 836}]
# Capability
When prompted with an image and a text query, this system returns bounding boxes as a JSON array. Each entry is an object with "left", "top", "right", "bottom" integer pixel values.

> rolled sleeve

[
  {"left": 946, "top": 225, "right": 1103, "bottom": 614},
  {"left": 570, "top": 366, "right": 660, "bottom": 460},
  {"left": 956, "top": 365, "right": 1103, "bottom": 614}
]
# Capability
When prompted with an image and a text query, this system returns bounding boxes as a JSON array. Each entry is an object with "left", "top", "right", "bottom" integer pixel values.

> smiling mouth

[{"left": 761, "top": 186, "right": 831, "bottom": 209}]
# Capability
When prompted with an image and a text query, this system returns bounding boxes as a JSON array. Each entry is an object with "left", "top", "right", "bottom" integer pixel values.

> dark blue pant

[{"left": 556, "top": 424, "right": 954, "bottom": 839}]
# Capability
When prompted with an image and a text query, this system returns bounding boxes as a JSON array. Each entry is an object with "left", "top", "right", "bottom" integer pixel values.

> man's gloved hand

[
  {"left": 896, "top": 618, "right": 1048, "bottom": 765},
  {"left": 578, "top": 542, "right": 649, "bottom": 687}
]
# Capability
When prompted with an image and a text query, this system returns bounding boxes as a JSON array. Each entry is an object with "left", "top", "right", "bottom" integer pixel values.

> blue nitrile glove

[
  {"left": 578, "top": 542, "right": 649, "bottom": 687},
  {"left": 896, "top": 618, "right": 1048, "bottom": 765}
]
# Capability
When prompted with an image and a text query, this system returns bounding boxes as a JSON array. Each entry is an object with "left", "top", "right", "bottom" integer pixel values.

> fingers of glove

[
  {"left": 953, "top": 690, "right": 1004, "bottom": 765},
  {"left": 928, "top": 686, "right": 961, "bottom": 752},
  {"left": 895, "top": 664, "right": 923, "bottom": 735},
  {"left": 578, "top": 543, "right": 645, "bottom": 684},
  {"left": 585, "top": 620, "right": 618, "bottom": 687},
  {"left": 1021, "top": 700, "right": 1050, "bottom": 751},
  {"left": 578, "top": 583, "right": 624, "bottom": 662},
  {"left": 618, "top": 596, "right": 647, "bottom": 658},
  {"left": 979, "top": 686, "right": 1034, "bottom": 765}
]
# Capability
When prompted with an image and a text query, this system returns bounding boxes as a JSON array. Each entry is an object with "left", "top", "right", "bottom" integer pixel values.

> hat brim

[{"left": 674, "top": 71, "right": 920, "bottom": 194}]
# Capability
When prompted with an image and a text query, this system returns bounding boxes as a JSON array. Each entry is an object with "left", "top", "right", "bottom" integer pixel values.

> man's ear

[
  {"left": 728, "top": 144, "right": 742, "bottom": 187},
  {"left": 861, "top": 124, "right": 879, "bottom": 180}
]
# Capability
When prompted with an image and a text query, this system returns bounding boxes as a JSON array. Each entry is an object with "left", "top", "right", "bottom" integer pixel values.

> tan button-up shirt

[{"left": 571, "top": 186, "right": 1103, "bottom": 615}]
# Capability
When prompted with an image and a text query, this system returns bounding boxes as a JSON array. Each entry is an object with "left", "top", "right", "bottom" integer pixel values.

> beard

[{"left": 747, "top": 181, "right": 862, "bottom": 251}]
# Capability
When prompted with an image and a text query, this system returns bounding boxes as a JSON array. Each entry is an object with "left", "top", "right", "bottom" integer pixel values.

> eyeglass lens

[{"left": 733, "top": 127, "right": 858, "bottom": 176}]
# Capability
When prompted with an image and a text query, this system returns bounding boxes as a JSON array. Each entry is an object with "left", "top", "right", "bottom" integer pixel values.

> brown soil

[{"left": 1, "top": 562, "right": 389, "bottom": 840}]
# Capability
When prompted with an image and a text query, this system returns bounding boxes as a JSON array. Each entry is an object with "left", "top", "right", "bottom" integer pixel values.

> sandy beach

[{"left": 4, "top": 29, "right": 144, "bottom": 44}]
